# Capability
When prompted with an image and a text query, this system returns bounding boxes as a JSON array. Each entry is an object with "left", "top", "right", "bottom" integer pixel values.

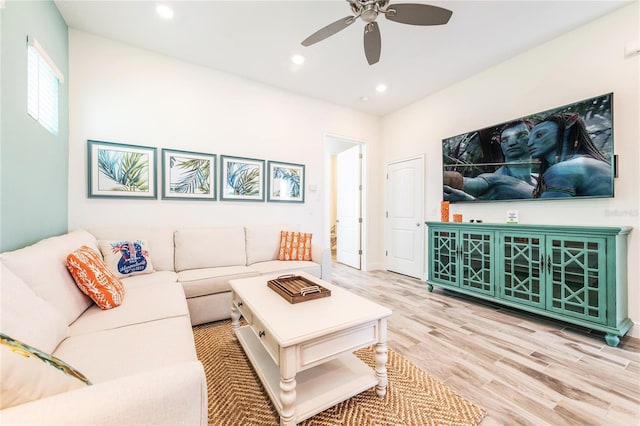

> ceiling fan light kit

[{"left": 301, "top": 0, "right": 453, "bottom": 65}]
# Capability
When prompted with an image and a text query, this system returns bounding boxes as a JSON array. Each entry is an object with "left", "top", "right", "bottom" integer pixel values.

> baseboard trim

[
  {"left": 626, "top": 322, "right": 639, "bottom": 339},
  {"left": 364, "top": 262, "right": 385, "bottom": 272}
]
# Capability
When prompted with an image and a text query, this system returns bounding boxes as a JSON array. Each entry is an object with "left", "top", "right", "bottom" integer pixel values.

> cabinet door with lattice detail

[
  {"left": 499, "top": 233, "right": 545, "bottom": 309},
  {"left": 459, "top": 231, "right": 494, "bottom": 296},
  {"left": 429, "top": 228, "right": 459, "bottom": 287},
  {"left": 545, "top": 236, "right": 607, "bottom": 325}
]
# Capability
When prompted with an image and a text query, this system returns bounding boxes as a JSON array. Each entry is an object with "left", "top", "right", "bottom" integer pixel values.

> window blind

[{"left": 27, "top": 36, "right": 63, "bottom": 135}]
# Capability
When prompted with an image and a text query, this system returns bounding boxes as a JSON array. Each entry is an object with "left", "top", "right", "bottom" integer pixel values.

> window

[{"left": 27, "top": 36, "right": 64, "bottom": 135}]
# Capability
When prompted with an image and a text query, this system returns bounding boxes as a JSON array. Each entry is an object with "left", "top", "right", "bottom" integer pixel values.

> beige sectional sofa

[
  {"left": 90, "top": 224, "right": 331, "bottom": 325},
  {"left": 0, "top": 224, "right": 330, "bottom": 424}
]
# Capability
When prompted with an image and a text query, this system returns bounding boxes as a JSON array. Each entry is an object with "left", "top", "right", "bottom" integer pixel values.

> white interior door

[
  {"left": 386, "top": 156, "right": 424, "bottom": 279},
  {"left": 336, "top": 145, "right": 361, "bottom": 269}
]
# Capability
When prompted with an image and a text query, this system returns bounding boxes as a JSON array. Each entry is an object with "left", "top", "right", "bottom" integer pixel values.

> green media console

[{"left": 425, "top": 222, "right": 633, "bottom": 347}]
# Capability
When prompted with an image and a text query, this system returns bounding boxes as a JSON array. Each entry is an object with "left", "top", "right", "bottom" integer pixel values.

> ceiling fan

[{"left": 301, "top": 0, "right": 453, "bottom": 65}]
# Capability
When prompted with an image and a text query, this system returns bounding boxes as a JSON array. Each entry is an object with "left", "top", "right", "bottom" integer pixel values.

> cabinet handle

[
  {"left": 258, "top": 330, "right": 265, "bottom": 338},
  {"left": 547, "top": 255, "right": 551, "bottom": 274},
  {"left": 238, "top": 302, "right": 243, "bottom": 307}
]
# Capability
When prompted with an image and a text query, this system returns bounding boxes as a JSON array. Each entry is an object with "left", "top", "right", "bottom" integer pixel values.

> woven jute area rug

[{"left": 194, "top": 320, "right": 486, "bottom": 426}]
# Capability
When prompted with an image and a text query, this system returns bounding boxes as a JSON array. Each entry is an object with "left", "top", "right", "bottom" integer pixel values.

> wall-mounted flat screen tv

[{"left": 442, "top": 93, "right": 613, "bottom": 203}]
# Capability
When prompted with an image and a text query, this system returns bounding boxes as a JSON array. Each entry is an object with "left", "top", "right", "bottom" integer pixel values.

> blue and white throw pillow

[{"left": 97, "top": 239, "right": 155, "bottom": 279}]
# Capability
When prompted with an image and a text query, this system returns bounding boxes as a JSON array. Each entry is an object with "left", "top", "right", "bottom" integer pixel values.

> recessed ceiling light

[
  {"left": 291, "top": 54, "right": 305, "bottom": 65},
  {"left": 156, "top": 4, "right": 174, "bottom": 20},
  {"left": 376, "top": 84, "right": 387, "bottom": 93},
  {"left": 360, "top": 96, "right": 369, "bottom": 102}
]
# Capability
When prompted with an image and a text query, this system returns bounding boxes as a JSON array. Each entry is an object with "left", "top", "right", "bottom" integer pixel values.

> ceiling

[{"left": 54, "top": 0, "right": 631, "bottom": 116}]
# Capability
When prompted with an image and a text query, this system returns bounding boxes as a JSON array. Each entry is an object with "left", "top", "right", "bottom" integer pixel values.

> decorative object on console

[
  {"left": 453, "top": 213, "right": 463, "bottom": 223},
  {"left": 440, "top": 201, "right": 450, "bottom": 222},
  {"left": 161, "top": 149, "right": 216, "bottom": 201},
  {"left": 442, "top": 93, "right": 614, "bottom": 203},
  {"left": 97, "top": 240, "right": 155, "bottom": 279},
  {"left": 66, "top": 245, "right": 125, "bottom": 310},
  {"left": 87, "top": 140, "right": 157, "bottom": 199},
  {"left": 278, "top": 231, "right": 312, "bottom": 261},
  {"left": 0, "top": 333, "right": 92, "bottom": 409},
  {"left": 220, "top": 155, "right": 265, "bottom": 202},
  {"left": 267, "top": 160, "right": 305, "bottom": 203},
  {"left": 506, "top": 210, "right": 519, "bottom": 224}
]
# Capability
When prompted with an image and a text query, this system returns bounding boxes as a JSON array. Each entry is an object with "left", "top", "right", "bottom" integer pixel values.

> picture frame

[
  {"left": 87, "top": 140, "right": 157, "bottom": 199},
  {"left": 220, "top": 155, "right": 265, "bottom": 201},
  {"left": 267, "top": 161, "right": 305, "bottom": 203},
  {"left": 161, "top": 149, "right": 216, "bottom": 200}
]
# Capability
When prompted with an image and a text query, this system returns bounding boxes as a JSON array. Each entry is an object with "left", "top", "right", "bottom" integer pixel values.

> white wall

[
  {"left": 381, "top": 4, "right": 640, "bottom": 330},
  {"left": 68, "top": 30, "right": 384, "bottom": 269}
]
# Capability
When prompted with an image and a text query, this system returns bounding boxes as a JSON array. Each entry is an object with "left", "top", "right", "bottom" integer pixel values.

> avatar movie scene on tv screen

[{"left": 442, "top": 93, "right": 613, "bottom": 203}]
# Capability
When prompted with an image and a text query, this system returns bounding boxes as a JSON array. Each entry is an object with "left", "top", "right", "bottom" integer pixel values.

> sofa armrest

[
  {"left": 1, "top": 361, "right": 208, "bottom": 426},
  {"left": 312, "top": 244, "right": 332, "bottom": 280}
]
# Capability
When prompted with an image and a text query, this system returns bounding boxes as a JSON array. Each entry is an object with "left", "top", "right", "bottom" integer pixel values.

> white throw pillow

[
  {"left": 0, "top": 264, "right": 69, "bottom": 353},
  {"left": 97, "top": 240, "right": 155, "bottom": 279},
  {"left": 0, "top": 333, "right": 91, "bottom": 409},
  {"left": 0, "top": 229, "right": 97, "bottom": 325}
]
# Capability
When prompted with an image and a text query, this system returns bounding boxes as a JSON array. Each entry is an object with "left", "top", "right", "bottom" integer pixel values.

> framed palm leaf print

[
  {"left": 87, "top": 140, "right": 157, "bottom": 199},
  {"left": 220, "top": 155, "right": 265, "bottom": 202},
  {"left": 161, "top": 149, "right": 216, "bottom": 200},
  {"left": 267, "top": 161, "right": 305, "bottom": 203}
]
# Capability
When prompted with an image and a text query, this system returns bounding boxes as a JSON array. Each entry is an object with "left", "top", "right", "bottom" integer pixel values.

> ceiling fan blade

[
  {"left": 385, "top": 3, "right": 452, "bottom": 26},
  {"left": 364, "top": 22, "right": 381, "bottom": 65},
  {"left": 301, "top": 16, "right": 356, "bottom": 46}
]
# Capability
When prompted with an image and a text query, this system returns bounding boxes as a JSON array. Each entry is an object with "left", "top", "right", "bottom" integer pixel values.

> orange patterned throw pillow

[
  {"left": 66, "top": 246, "right": 125, "bottom": 310},
  {"left": 279, "top": 231, "right": 312, "bottom": 261}
]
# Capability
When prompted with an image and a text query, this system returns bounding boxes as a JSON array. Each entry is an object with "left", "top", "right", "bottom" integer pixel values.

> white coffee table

[{"left": 230, "top": 272, "right": 392, "bottom": 426}]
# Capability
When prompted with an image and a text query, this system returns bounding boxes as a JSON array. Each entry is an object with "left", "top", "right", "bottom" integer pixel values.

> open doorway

[{"left": 325, "top": 135, "right": 364, "bottom": 270}]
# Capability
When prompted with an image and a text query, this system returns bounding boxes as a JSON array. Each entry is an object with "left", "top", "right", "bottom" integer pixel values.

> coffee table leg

[
  {"left": 280, "top": 376, "right": 296, "bottom": 425},
  {"left": 279, "top": 347, "right": 297, "bottom": 425},
  {"left": 375, "top": 318, "right": 388, "bottom": 398},
  {"left": 230, "top": 294, "right": 241, "bottom": 338}
]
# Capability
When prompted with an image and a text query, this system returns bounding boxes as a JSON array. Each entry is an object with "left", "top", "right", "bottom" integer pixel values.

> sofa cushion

[
  {"left": 0, "top": 229, "right": 96, "bottom": 325},
  {"left": 1, "top": 333, "right": 91, "bottom": 409},
  {"left": 174, "top": 227, "right": 246, "bottom": 271},
  {"left": 98, "top": 240, "right": 155, "bottom": 278},
  {"left": 89, "top": 228, "right": 176, "bottom": 271},
  {"left": 245, "top": 224, "right": 296, "bottom": 265},
  {"left": 120, "top": 270, "right": 178, "bottom": 288},
  {"left": 0, "top": 264, "right": 68, "bottom": 353},
  {"left": 279, "top": 231, "right": 312, "bottom": 261},
  {"left": 248, "top": 260, "right": 321, "bottom": 278},
  {"left": 69, "top": 281, "right": 189, "bottom": 336},
  {"left": 177, "top": 266, "right": 259, "bottom": 298},
  {"left": 0, "top": 361, "right": 207, "bottom": 426},
  {"left": 54, "top": 316, "right": 197, "bottom": 383},
  {"left": 67, "top": 246, "right": 125, "bottom": 310}
]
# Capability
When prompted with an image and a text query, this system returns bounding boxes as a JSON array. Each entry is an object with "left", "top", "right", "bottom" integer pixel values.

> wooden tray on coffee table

[{"left": 267, "top": 274, "right": 331, "bottom": 304}]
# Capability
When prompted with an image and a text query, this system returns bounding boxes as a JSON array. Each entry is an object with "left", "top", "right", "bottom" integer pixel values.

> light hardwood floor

[{"left": 331, "top": 262, "right": 640, "bottom": 426}]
